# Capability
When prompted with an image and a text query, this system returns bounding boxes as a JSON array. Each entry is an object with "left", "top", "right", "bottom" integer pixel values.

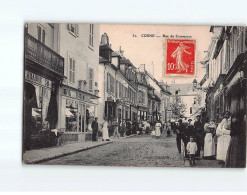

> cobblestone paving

[{"left": 41, "top": 134, "right": 223, "bottom": 168}]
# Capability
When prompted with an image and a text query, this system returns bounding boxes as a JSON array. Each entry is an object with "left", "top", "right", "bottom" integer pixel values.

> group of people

[
  {"left": 91, "top": 117, "right": 168, "bottom": 141},
  {"left": 173, "top": 111, "right": 246, "bottom": 167},
  {"left": 91, "top": 117, "right": 111, "bottom": 142}
]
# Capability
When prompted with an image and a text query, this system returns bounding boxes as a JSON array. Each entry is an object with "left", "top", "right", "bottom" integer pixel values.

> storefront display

[{"left": 25, "top": 70, "right": 52, "bottom": 134}]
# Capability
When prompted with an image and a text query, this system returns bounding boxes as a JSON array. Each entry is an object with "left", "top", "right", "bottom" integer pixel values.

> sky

[{"left": 100, "top": 24, "right": 213, "bottom": 84}]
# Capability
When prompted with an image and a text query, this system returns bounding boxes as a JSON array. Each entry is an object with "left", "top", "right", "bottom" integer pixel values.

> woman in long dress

[
  {"left": 102, "top": 118, "right": 110, "bottom": 141},
  {"left": 203, "top": 118, "right": 216, "bottom": 159},
  {"left": 216, "top": 111, "right": 231, "bottom": 162},
  {"left": 155, "top": 120, "right": 162, "bottom": 139},
  {"left": 225, "top": 114, "right": 246, "bottom": 168}
]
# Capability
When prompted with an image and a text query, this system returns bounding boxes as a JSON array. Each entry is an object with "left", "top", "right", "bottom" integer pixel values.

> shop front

[
  {"left": 130, "top": 105, "right": 138, "bottom": 122},
  {"left": 224, "top": 52, "right": 247, "bottom": 117},
  {"left": 137, "top": 106, "right": 148, "bottom": 122},
  {"left": 24, "top": 71, "right": 53, "bottom": 136},
  {"left": 58, "top": 85, "right": 98, "bottom": 143},
  {"left": 24, "top": 30, "right": 65, "bottom": 150}
]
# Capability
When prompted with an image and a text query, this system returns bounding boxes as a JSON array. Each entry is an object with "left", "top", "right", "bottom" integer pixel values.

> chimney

[
  {"left": 118, "top": 46, "right": 124, "bottom": 56},
  {"left": 101, "top": 33, "right": 109, "bottom": 45}
]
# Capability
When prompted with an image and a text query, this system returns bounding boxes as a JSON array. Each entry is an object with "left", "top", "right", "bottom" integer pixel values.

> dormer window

[{"left": 68, "top": 24, "right": 79, "bottom": 37}]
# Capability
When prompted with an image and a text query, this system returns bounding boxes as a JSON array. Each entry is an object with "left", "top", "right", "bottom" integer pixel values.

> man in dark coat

[
  {"left": 174, "top": 119, "right": 187, "bottom": 154},
  {"left": 194, "top": 115, "right": 205, "bottom": 157},
  {"left": 91, "top": 117, "right": 99, "bottom": 141},
  {"left": 186, "top": 119, "right": 196, "bottom": 137}
]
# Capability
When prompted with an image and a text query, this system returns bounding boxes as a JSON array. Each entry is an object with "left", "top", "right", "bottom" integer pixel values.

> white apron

[
  {"left": 155, "top": 123, "right": 161, "bottom": 137},
  {"left": 216, "top": 119, "right": 231, "bottom": 161},
  {"left": 204, "top": 133, "right": 215, "bottom": 157},
  {"left": 102, "top": 121, "right": 109, "bottom": 140}
]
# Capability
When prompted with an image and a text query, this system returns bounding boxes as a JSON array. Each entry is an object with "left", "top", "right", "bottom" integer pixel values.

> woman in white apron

[
  {"left": 102, "top": 118, "right": 110, "bottom": 141},
  {"left": 216, "top": 112, "right": 231, "bottom": 162},
  {"left": 155, "top": 120, "right": 162, "bottom": 139},
  {"left": 203, "top": 118, "right": 216, "bottom": 159}
]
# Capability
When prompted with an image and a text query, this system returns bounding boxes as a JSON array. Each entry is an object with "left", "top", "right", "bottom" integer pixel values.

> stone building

[
  {"left": 56, "top": 24, "right": 100, "bottom": 143},
  {"left": 202, "top": 26, "right": 247, "bottom": 123},
  {"left": 97, "top": 34, "right": 138, "bottom": 127},
  {"left": 24, "top": 23, "right": 65, "bottom": 149}
]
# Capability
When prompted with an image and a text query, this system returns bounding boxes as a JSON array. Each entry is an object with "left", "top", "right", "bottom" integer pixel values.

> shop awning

[{"left": 66, "top": 108, "right": 74, "bottom": 117}]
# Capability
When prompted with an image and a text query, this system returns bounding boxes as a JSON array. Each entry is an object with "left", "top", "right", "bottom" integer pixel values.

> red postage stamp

[{"left": 165, "top": 39, "right": 196, "bottom": 76}]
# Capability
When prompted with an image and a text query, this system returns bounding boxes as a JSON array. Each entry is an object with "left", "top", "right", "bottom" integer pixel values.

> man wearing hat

[
  {"left": 91, "top": 117, "right": 99, "bottom": 141},
  {"left": 174, "top": 119, "right": 187, "bottom": 154},
  {"left": 194, "top": 115, "right": 205, "bottom": 157}
]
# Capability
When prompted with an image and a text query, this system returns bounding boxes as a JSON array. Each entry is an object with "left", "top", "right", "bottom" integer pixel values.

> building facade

[
  {"left": 56, "top": 23, "right": 100, "bottom": 142},
  {"left": 202, "top": 26, "right": 247, "bottom": 123},
  {"left": 24, "top": 23, "right": 65, "bottom": 149},
  {"left": 97, "top": 34, "right": 138, "bottom": 128},
  {"left": 169, "top": 81, "right": 202, "bottom": 119}
]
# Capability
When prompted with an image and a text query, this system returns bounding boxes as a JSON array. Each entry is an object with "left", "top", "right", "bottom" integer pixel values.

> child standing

[{"left": 186, "top": 136, "right": 198, "bottom": 166}]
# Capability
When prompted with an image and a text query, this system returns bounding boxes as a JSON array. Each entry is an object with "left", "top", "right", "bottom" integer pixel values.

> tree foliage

[{"left": 170, "top": 96, "right": 186, "bottom": 118}]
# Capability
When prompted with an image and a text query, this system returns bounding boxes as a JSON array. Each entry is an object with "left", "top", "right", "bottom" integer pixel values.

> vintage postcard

[{"left": 23, "top": 24, "right": 247, "bottom": 168}]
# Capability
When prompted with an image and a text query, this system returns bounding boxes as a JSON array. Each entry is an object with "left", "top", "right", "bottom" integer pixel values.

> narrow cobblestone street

[{"left": 41, "top": 133, "right": 222, "bottom": 168}]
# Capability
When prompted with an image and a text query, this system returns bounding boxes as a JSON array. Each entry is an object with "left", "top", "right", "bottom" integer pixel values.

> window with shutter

[
  {"left": 116, "top": 81, "right": 118, "bottom": 97},
  {"left": 42, "top": 29, "right": 45, "bottom": 44},
  {"left": 73, "top": 60, "right": 75, "bottom": 83},
  {"left": 107, "top": 73, "right": 110, "bottom": 93},
  {"left": 69, "top": 57, "right": 76, "bottom": 84},
  {"left": 89, "top": 68, "right": 94, "bottom": 91},
  {"left": 38, "top": 26, "right": 41, "bottom": 42},
  {"left": 119, "top": 84, "right": 122, "bottom": 98},
  {"left": 89, "top": 24, "right": 94, "bottom": 47},
  {"left": 68, "top": 23, "right": 79, "bottom": 37}
]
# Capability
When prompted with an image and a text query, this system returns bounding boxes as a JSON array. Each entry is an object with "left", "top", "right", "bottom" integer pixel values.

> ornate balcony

[{"left": 25, "top": 33, "right": 64, "bottom": 77}]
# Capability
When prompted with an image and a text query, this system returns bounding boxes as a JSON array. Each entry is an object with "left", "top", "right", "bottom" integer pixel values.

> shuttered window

[
  {"left": 89, "top": 24, "right": 94, "bottom": 47},
  {"left": 89, "top": 68, "right": 94, "bottom": 90},
  {"left": 69, "top": 58, "right": 75, "bottom": 83}
]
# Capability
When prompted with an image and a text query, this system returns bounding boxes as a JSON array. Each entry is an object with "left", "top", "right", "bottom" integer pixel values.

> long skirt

[
  {"left": 102, "top": 127, "right": 109, "bottom": 140},
  {"left": 155, "top": 128, "right": 161, "bottom": 137},
  {"left": 225, "top": 135, "right": 246, "bottom": 168},
  {"left": 216, "top": 135, "right": 231, "bottom": 162},
  {"left": 204, "top": 133, "right": 215, "bottom": 157}
]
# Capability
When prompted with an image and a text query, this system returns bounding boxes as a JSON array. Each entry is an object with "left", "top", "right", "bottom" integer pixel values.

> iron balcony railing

[{"left": 25, "top": 33, "right": 64, "bottom": 76}]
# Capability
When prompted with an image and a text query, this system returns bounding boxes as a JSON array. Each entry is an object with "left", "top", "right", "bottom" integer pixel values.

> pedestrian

[
  {"left": 126, "top": 119, "right": 132, "bottom": 136},
  {"left": 91, "top": 117, "right": 99, "bottom": 141},
  {"left": 225, "top": 113, "right": 246, "bottom": 168},
  {"left": 102, "top": 117, "right": 110, "bottom": 141},
  {"left": 142, "top": 120, "right": 147, "bottom": 134},
  {"left": 216, "top": 111, "right": 231, "bottom": 163},
  {"left": 186, "top": 119, "right": 196, "bottom": 138},
  {"left": 132, "top": 119, "right": 138, "bottom": 134},
  {"left": 194, "top": 115, "right": 205, "bottom": 157},
  {"left": 155, "top": 120, "right": 162, "bottom": 139},
  {"left": 186, "top": 136, "right": 198, "bottom": 166},
  {"left": 145, "top": 120, "right": 151, "bottom": 134},
  {"left": 203, "top": 118, "right": 216, "bottom": 159},
  {"left": 138, "top": 121, "right": 143, "bottom": 135},
  {"left": 166, "top": 121, "right": 172, "bottom": 137},
  {"left": 113, "top": 118, "right": 120, "bottom": 139},
  {"left": 174, "top": 119, "right": 187, "bottom": 154},
  {"left": 151, "top": 121, "right": 156, "bottom": 138}
]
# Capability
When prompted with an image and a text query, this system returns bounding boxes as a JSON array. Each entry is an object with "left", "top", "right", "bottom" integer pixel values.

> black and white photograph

[
  {"left": 23, "top": 23, "right": 247, "bottom": 168},
  {"left": 2, "top": 0, "right": 247, "bottom": 192}
]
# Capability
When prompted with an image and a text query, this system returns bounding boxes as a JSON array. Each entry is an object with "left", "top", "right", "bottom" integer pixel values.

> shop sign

[
  {"left": 63, "top": 88, "right": 76, "bottom": 98},
  {"left": 77, "top": 93, "right": 88, "bottom": 101},
  {"left": 25, "top": 70, "right": 51, "bottom": 88}
]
